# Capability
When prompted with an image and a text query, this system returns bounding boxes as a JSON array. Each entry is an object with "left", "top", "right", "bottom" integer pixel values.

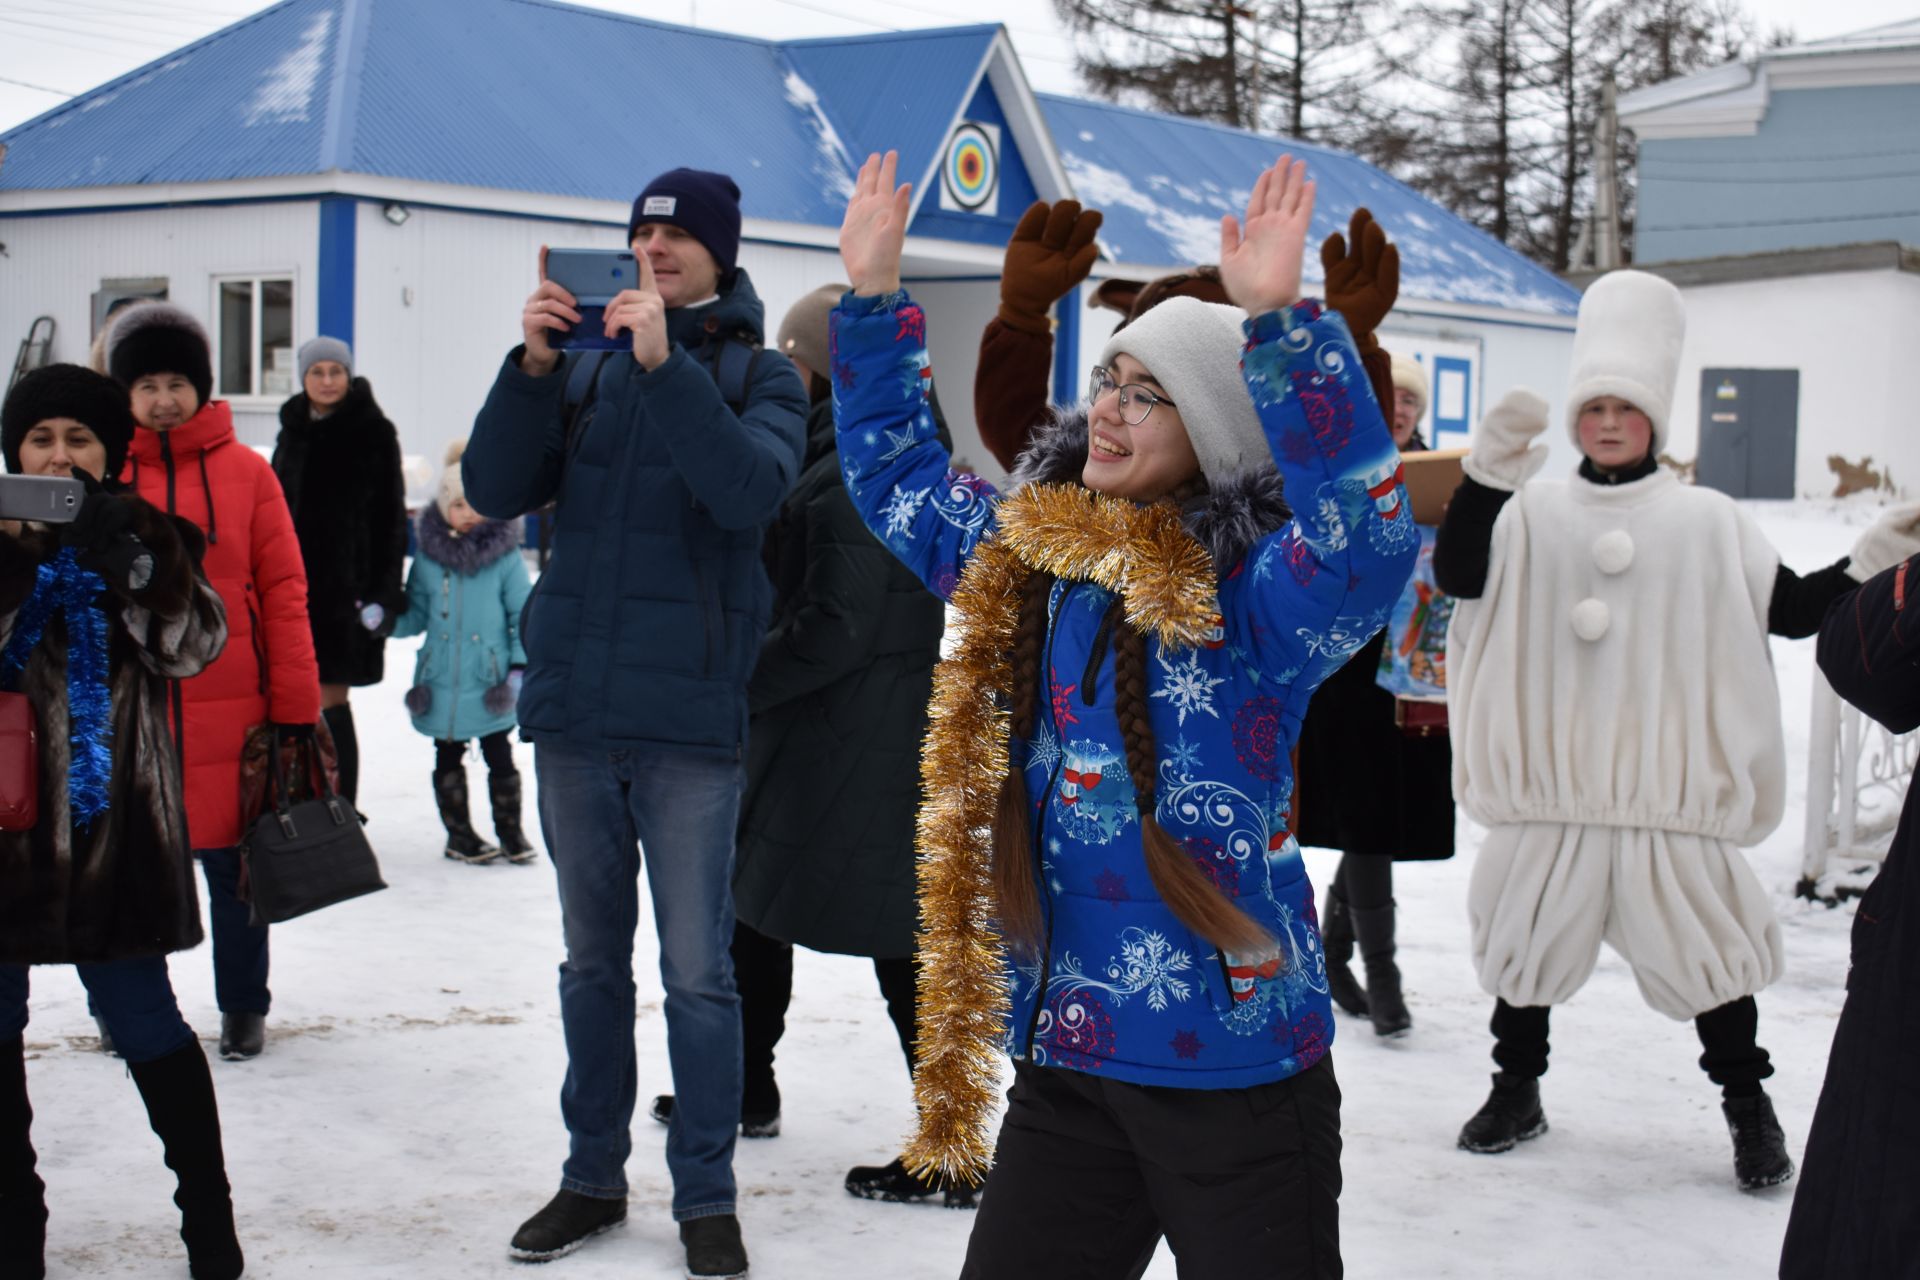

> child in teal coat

[{"left": 389, "top": 441, "right": 534, "bottom": 864}]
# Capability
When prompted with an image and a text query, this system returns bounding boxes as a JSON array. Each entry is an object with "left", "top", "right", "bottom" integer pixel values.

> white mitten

[
  {"left": 1846, "top": 500, "right": 1920, "bottom": 582},
  {"left": 1461, "top": 388, "right": 1552, "bottom": 492}
]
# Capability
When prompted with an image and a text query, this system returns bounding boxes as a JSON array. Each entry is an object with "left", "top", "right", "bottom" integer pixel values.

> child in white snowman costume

[{"left": 1433, "top": 269, "right": 1920, "bottom": 1191}]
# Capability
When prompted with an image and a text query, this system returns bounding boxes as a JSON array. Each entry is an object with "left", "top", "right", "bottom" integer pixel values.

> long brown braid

[{"left": 989, "top": 563, "right": 1274, "bottom": 958}]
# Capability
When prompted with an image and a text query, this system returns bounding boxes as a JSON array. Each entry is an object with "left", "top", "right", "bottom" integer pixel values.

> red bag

[
  {"left": 1393, "top": 697, "right": 1449, "bottom": 740},
  {"left": 0, "top": 692, "right": 39, "bottom": 831}
]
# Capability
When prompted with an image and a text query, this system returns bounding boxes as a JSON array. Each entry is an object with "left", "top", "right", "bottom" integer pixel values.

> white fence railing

[{"left": 1801, "top": 672, "right": 1918, "bottom": 901}]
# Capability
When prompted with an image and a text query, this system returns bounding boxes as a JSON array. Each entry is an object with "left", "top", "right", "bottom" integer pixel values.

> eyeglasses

[{"left": 1088, "top": 366, "right": 1177, "bottom": 426}]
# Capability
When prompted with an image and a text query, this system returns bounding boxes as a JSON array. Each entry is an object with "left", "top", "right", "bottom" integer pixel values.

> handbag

[
  {"left": 240, "top": 726, "right": 386, "bottom": 926},
  {"left": 1394, "top": 697, "right": 1449, "bottom": 739},
  {"left": 0, "top": 692, "right": 37, "bottom": 831},
  {"left": 238, "top": 718, "right": 341, "bottom": 832}
]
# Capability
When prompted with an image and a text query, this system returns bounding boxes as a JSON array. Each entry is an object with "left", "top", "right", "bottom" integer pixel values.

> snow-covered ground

[{"left": 21, "top": 496, "right": 1898, "bottom": 1279}]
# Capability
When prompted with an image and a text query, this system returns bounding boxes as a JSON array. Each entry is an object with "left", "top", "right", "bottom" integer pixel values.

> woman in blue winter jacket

[
  {"left": 832, "top": 152, "right": 1416, "bottom": 1278},
  {"left": 385, "top": 442, "right": 534, "bottom": 864}
]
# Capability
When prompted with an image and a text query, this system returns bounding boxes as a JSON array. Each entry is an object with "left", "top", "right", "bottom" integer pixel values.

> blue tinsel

[{"left": 1, "top": 549, "right": 114, "bottom": 824}]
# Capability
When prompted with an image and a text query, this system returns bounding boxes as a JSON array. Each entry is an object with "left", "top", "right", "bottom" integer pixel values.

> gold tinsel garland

[{"left": 904, "top": 484, "right": 1220, "bottom": 1186}]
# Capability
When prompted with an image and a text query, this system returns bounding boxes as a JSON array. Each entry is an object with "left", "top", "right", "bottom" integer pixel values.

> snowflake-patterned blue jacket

[{"left": 831, "top": 290, "right": 1418, "bottom": 1089}]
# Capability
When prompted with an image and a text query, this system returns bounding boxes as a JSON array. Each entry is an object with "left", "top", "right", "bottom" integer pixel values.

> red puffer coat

[{"left": 124, "top": 400, "right": 320, "bottom": 848}]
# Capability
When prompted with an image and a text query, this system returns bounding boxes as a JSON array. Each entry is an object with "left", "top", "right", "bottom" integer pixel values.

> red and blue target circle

[{"left": 944, "top": 123, "right": 997, "bottom": 210}]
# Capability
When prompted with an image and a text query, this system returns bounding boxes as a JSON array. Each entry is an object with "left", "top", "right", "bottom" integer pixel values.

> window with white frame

[{"left": 214, "top": 276, "right": 295, "bottom": 400}]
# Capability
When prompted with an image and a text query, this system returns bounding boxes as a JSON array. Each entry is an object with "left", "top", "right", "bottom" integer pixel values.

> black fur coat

[
  {"left": 271, "top": 378, "right": 408, "bottom": 687},
  {"left": 0, "top": 502, "right": 228, "bottom": 965}
]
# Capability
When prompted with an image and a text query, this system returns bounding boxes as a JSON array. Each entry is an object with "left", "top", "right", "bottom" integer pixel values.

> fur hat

[
  {"left": 437, "top": 440, "right": 468, "bottom": 520},
  {"left": 298, "top": 336, "right": 353, "bottom": 383},
  {"left": 1390, "top": 352, "right": 1429, "bottom": 420},
  {"left": 1565, "top": 269, "right": 1685, "bottom": 453},
  {"left": 107, "top": 302, "right": 213, "bottom": 408},
  {"left": 775, "top": 283, "right": 845, "bottom": 381},
  {"left": 0, "top": 363, "right": 136, "bottom": 478},
  {"left": 1097, "top": 295, "right": 1266, "bottom": 486},
  {"left": 628, "top": 168, "right": 743, "bottom": 277}
]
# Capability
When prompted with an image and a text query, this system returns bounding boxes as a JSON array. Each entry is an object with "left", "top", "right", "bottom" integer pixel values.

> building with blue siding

[
  {"left": 1618, "top": 20, "right": 1920, "bottom": 498},
  {"left": 0, "top": 0, "right": 1579, "bottom": 480}
]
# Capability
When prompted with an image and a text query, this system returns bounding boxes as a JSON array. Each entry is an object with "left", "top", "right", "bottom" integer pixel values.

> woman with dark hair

[
  {"left": 829, "top": 151, "right": 1416, "bottom": 1278},
  {"left": 0, "top": 365, "right": 240, "bottom": 1278}
]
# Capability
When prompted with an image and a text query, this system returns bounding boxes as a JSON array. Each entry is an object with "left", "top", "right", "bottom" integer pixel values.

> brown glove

[
  {"left": 1320, "top": 207, "right": 1401, "bottom": 414},
  {"left": 998, "top": 200, "right": 1103, "bottom": 335}
]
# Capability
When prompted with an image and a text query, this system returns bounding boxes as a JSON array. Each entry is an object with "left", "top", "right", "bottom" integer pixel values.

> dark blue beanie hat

[{"left": 628, "top": 169, "right": 743, "bottom": 276}]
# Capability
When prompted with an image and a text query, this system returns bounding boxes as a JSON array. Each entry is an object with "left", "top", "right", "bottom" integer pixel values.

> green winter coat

[{"left": 392, "top": 507, "right": 531, "bottom": 743}]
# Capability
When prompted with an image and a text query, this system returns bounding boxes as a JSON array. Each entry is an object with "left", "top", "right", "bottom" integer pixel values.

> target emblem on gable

[{"left": 939, "top": 121, "right": 1000, "bottom": 216}]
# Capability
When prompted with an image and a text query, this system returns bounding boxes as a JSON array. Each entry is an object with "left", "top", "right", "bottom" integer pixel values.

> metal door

[{"left": 1696, "top": 368, "right": 1799, "bottom": 499}]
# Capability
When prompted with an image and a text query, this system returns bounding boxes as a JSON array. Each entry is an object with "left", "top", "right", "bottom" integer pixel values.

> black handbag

[{"left": 241, "top": 728, "right": 387, "bottom": 926}]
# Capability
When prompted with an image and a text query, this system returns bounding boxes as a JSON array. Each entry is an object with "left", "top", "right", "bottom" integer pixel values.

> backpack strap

[
  {"left": 706, "top": 337, "right": 764, "bottom": 419},
  {"left": 561, "top": 350, "right": 611, "bottom": 462}
]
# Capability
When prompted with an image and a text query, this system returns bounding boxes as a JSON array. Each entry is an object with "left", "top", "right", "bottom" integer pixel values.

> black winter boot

[
  {"left": 0, "top": 1038, "right": 47, "bottom": 1280},
  {"left": 128, "top": 1041, "right": 244, "bottom": 1280},
  {"left": 680, "top": 1213, "right": 749, "bottom": 1279},
  {"left": 488, "top": 769, "right": 537, "bottom": 863},
  {"left": 1351, "top": 902, "right": 1411, "bottom": 1037},
  {"left": 321, "top": 703, "right": 359, "bottom": 806},
  {"left": 1458, "top": 1072, "right": 1548, "bottom": 1154},
  {"left": 1722, "top": 1091, "right": 1794, "bottom": 1191},
  {"left": 509, "top": 1189, "right": 626, "bottom": 1262},
  {"left": 434, "top": 768, "right": 499, "bottom": 864},
  {"left": 845, "top": 1156, "right": 981, "bottom": 1209},
  {"left": 648, "top": 1093, "right": 780, "bottom": 1138},
  {"left": 1321, "top": 884, "right": 1368, "bottom": 1018}
]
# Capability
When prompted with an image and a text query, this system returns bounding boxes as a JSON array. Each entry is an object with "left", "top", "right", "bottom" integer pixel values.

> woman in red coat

[{"left": 109, "top": 303, "right": 321, "bottom": 1063}]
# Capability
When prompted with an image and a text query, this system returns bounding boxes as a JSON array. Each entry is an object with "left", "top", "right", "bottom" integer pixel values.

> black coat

[
  {"left": 731, "top": 397, "right": 946, "bottom": 958},
  {"left": 271, "top": 378, "right": 408, "bottom": 687},
  {"left": 1780, "top": 554, "right": 1920, "bottom": 1278}
]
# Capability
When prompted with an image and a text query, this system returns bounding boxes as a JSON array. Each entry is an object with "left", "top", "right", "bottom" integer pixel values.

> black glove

[{"left": 62, "top": 471, "right": 154, "bottom": 593}]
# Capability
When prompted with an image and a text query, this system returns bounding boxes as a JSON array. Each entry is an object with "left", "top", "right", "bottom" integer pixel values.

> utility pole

[{"left": 1593, "top": 75, "right": 1621, "bottom": 270}]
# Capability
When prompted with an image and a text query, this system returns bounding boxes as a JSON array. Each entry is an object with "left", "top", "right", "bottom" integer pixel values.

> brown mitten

[
  {"left": 1320, "top": 207, "right": 1399, "bottom": 344},
  {"left": 999, "top": 200, "right": 1103, "bottom": 335}
]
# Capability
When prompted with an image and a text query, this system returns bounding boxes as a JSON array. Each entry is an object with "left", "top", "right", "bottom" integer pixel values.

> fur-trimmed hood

[
  {"left": 1006, "top": 405, "right": 1291, "bottom": 573},
  {"left": 414, "top": 503, "right": 521, "bottom": 574}
]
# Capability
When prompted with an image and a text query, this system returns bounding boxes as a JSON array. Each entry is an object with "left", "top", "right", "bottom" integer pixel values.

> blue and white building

[{"left": 0, "top": 0, "right": 1579, "bottom": 480}]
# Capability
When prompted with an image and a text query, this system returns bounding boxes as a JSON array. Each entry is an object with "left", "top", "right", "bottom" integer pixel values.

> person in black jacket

[
  {"left": 270, "top": 337, "right": 409, "bottom": 806},
  {"left": 648, "top": 284, "right": 963, "bottom": 1205},
  {"left": 1781, "top": 524, "right": 1920, "bottom": 1278}
]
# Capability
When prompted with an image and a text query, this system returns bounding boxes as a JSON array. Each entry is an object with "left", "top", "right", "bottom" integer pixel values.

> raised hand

[
  {"left": 605, "top": 253, "right": 671, "bottom": 371},
  {"left": 999, "top": 199, "right": 1103, "bottom": 328},
  {"left": 1320, "top": 207, "right": 1399, "bottom": 342},
  {"left": 1219, "top": 156, "right": 1316, "bottom": 317},
  {"left": 1463, "top": 388, "right": 1552, "bottom": 492},
  {"left": 1847, "top": 500, "right": 1920, "bottom": 582},
  {"left": 839, "top": 151, "right": 912, "bottom": 296},
  {"left": 520, "top": 246, "right": 582, "bottom": 376}
]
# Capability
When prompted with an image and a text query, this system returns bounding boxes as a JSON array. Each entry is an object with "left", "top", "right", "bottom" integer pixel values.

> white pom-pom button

[
  {"left": 1592, "top": 529, "right": 1635, "bottom": 576},
  {"left": 1571, "top": 598, "right": 1611, "bottom": 641}
]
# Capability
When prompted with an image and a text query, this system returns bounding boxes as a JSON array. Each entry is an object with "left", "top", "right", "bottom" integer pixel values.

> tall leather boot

[
  {"left": 127, "top": 1041, "right": 243, "bottom": 1280},
  {"left": 434, "top": 768, "right": 500, "bottom": 865},
  {"left": 1322, "top": 882, "right": 1369, "bottom": 1018},
  {"left": 1351, "top": 902, "right": 1411, "bottom": 1037},
  {"left": 320, "top": 703, "right": 359, "bottom": 806},
  {"left": 0, "top": 1037, "right": 46, "bottom": 1279},
  {"left": 487, "top": 769, "right": 537, "bottom": 864}
]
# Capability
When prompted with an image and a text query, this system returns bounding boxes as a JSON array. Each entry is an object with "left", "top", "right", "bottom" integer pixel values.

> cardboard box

[{"left": 1402, "top": 448, "right": 1467, "bottom": 526}]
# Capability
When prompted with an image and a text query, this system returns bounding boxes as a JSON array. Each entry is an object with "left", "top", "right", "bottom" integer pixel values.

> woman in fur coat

[
  {"left": 832, "top": 152, "right": 1416, "bottom": 1278},
  {"left": 387, "top": 442, "right": 532, "bottom": 865},
  {"left": 0, "top": 365, "right": 242, "bottom": 1279},
  {"left": 1433, "top": 269, "right": 1915, "bottom": 1191},
  {"left": 271, "top": 337, "right": 409, "bottom": 807}
]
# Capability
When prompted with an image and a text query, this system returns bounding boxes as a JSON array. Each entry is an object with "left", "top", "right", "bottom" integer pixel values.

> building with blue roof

[{"left": 0, "top": 0, "right": 1580, "bottom": 476}]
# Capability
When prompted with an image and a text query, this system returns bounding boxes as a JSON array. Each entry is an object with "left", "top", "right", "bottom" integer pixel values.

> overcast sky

[{"left": 1, "top": 0, "right": 1914, "bottom": 136}]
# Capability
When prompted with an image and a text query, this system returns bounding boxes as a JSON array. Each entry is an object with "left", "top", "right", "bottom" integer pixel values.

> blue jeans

[
  {"left": 535, "top": 741, "right": 744, "bottom": 1221},
  {"left": 0, "top": 956, "right": 196, "bottom": 1064},
  {"left": 198, "top": 848, "right": 270, "bottom": 1015}
]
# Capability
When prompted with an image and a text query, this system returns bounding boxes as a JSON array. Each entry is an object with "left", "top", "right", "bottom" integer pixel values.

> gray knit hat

[
  {"left": 298, "top": 336, "right": 353, "bottom": 382},
  {"left": 1097, "top": 296, "right": 1266, "bottom": 485},
  {"left": 775, "top": 284, "right": 844, "bottom": 381}
]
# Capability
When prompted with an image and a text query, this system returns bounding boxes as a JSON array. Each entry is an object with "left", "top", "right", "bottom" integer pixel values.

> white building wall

[
  {"left": 0, "top": 202, "right": 319, "bottom": 448},
  {"left": 1664, "top": 269, "right": 1920, "bottom": 497}
]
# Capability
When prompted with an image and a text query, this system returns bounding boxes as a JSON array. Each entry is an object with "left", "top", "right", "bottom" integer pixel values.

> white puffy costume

[{"left": 1447, "top": 271, "right": 1787, "bottom": 1021}]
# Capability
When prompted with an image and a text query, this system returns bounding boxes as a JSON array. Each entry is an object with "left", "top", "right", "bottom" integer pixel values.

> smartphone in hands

[
  {"left": 543, "top": 249, "right": 643, "bottom": 351},
  {"left": 0, "top": 475, "right": 86, "bottom": 524}
]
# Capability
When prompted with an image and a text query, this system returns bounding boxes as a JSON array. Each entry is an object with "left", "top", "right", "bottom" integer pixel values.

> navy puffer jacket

[{"left": 464, "top": 269, "right": 808, "bottom": 754}]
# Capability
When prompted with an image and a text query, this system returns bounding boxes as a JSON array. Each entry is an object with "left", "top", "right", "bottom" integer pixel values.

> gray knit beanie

[
  {"left": 298, "top": 336, "right": 353, "bottom": 382},
  {"left": 1097, "top": 296, "right": 1266, "bottom": 485}
]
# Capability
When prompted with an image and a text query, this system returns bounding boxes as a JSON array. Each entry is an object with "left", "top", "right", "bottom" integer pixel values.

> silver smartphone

[{"left": 0, "top": 475, "right": 86, "bottom": 523}]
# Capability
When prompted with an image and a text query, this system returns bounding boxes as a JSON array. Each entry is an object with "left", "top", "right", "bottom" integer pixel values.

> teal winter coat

[{"left": 392, "top": 506, "right": 532, "bottom": 742}]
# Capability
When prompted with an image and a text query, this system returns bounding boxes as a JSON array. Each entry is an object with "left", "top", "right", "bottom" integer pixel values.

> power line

[
  {"left": 1652, "top": 208, "right": 1920, "bottom": 231},
  {"left": 1639, "top": 167, "right": 1920, "bottom": 185},
  {"left": 0, "top": 73, "right": 76, "bottom": 97}
]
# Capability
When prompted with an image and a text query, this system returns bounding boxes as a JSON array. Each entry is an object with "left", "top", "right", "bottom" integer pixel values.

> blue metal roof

[{"left": 1039, "top": 94, "right": 1579, "bottom": 316}]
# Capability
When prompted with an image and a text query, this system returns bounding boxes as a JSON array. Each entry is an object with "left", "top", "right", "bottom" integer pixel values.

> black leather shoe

[
  {"left": 508, "top": 1190, "right": 626, "bottom": 1263},
  {"left": 1724, "top": 1092, "right": 1794, "bottom": 1191},
  {"left": 650, "top": 1093, "right": 780, "bottom": 1138},
  {"left": 845, "top": 1156, "right": 981, "bottom": 1209},
  {"left": 680, "top": 1213, "right": 748, "bottom": 1279},
  {"left": 217, "top": 1012, "right": 265, "bottom": 1062}
]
